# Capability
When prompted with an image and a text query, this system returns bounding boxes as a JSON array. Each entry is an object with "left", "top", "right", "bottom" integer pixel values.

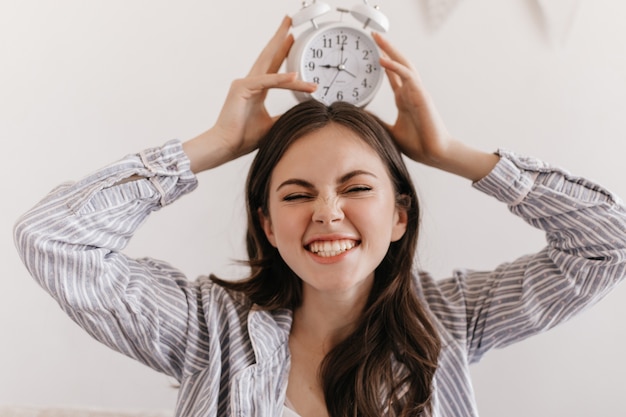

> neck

[{"left": 291, "top": 281, "right": 372, "bottom": 353}]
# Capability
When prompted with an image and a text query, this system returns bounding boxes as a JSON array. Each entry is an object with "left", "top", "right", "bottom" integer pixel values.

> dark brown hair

[{"left": 212, "top": 99, "right": 441, "bottom": 416}]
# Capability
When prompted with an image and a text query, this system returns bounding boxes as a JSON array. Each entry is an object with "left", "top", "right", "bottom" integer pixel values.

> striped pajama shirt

[{"left": 14, "top": 140, "right": 626, "bottom": 416}]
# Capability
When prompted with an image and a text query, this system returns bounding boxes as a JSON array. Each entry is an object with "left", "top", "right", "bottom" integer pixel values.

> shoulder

[
  {"left": 413, "top": 270, "right": 465, "bottom": 314},
  {"left": 411, "top": 269, "right": 480, "bottom": 346},
  {"left": 189, "top": 276, "right": 291, "bottom": 365},
  {"left": 195, "top": 275, "right": 253, "bottom": 319},
  {"left": 194, "top": 276, "right": 291, "bottom": 336}
]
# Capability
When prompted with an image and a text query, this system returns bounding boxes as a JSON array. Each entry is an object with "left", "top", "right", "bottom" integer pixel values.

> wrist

[
  {"left": 182, "top": 127, "right": 233, "bottom": 174},
  {"left": 433, "top": 140, "right": 500, "bottom": 182}
]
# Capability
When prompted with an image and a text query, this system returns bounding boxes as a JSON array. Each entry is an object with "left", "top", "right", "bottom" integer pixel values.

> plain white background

[{"left": 2, "top": 0, "right": 625, "bottom": 415}]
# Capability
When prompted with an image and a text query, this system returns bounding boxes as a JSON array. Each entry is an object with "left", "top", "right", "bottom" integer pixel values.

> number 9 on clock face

[{"left": 287, "top": 23, "right": 384, "bottom": 107}]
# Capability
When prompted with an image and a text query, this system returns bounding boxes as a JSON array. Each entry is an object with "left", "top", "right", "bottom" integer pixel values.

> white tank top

[
  {"left": 283, "top": 397, "right": 302, "bottom": 417},
  {"left": 282, "top": 405, "right": 302, "bottom": 417}
]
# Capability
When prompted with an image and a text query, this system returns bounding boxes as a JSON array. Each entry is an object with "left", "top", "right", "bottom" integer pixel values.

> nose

[{"left": 312, "top": 196, "right": 344, "bottom": 224}]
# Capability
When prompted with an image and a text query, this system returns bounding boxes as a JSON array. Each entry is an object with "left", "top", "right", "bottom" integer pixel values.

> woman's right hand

[{"left": 183, "top": 17, "right": 316, "bottom": 173}]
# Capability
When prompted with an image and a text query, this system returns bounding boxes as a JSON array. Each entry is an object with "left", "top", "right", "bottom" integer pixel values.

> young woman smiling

[{"left": 14, "top": 16, "right": 626, "bottom": 417}]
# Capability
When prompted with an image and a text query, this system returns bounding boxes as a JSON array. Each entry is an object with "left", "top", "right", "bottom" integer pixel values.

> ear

[
  {"left": 390, "top": 205, "right": 408, "bottom": 242},
  {"left": 258, "top": 208, "right": 277, "bottom": 247}
]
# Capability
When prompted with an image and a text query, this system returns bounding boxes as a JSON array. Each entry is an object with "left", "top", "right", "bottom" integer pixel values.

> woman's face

[{"left": 260, "top": 123, "right": 408, "bottom": 301}]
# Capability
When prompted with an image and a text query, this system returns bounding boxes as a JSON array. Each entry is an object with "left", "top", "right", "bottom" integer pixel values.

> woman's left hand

[
  {"left": 373, "top": 32, "right": 499, "bottom": 182},
  {"left": 183, "top": 17, "right": 317, "bottom": 173}
]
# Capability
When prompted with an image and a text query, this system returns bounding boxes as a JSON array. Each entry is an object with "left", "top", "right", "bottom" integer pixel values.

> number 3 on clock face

[{"left": 287, "top": 23, "right": 384, "bottom": 107}]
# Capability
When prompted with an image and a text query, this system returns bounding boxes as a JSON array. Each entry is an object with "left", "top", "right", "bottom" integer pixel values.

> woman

[{"left": 14, "top": 16, "right": 626, "bottom": 417}]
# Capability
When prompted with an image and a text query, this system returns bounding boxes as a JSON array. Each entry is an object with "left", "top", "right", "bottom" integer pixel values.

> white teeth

[{"left": 308, "top": 239, "right": 357, "bottom": 257}]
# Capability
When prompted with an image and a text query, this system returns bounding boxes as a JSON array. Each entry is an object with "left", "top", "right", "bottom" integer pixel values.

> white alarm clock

[{"left": 287, "top": 1, "right": 390, "bottom": 107}]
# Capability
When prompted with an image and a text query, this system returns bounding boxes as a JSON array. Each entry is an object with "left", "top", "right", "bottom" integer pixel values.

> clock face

[{"left": 295, "top": 25, "right": 383, "bottom": 106}]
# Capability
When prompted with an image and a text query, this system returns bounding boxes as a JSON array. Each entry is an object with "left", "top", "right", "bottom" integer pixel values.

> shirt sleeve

[
  {"left": 13, "top": 140, "right": 201, "bottom": 379},
  {"left": 424, "top": 150, "right": 626, "bottom": 364}
]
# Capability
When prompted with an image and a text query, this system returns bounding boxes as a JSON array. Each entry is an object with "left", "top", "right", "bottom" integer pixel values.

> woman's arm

[
  {"left": 13, "top": 141, "right": 199, "bottom": 379},
  {"left": 374, "top": 33, "right": 626, "bottom": 361},
  {"left": 420, "top": 149, "right": 626, "bottom": 363},
  {"left": 13, "top": 16, "right": 315, "bottom": 380}
]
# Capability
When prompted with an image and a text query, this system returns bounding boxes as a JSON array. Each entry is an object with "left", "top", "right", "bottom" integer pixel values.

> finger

[
  {"left": 379, "top": 55, "right": 415, "bottom": 85},
  {"left": 380, "top": 56, "right": 403, "bottom": 92},
  {"left": 233, "top": 73, "right": 316, "bottom": 97},
  {"left": 248, "top": 16, "right": 293, "bottom": 76},
  {"left": 267, "top": 33, "right": 294, "bottom": 75},
  {"left": 372, "top": 32, "right": 415, "bottom": 71},
  {"left": 254, "top": 73, "right": 317, "bottom": 93},
  {"left": 376, "top": 47, "right": 403, "bottom": 94}
]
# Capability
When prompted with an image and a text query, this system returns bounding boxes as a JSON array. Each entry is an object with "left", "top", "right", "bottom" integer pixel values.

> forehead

[{"left": 270, "top": 123, "right": 390, "bottom": 183}]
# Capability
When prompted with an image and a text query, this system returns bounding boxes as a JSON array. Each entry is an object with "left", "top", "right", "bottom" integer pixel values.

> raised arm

[
  {"left": 370, "top": 36, "right": 626, "bottom": 363},
  {"left": 13, "top": 17, "right": 315, "bottom": 381}
]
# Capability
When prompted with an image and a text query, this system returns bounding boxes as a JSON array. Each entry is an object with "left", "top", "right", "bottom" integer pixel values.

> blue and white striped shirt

[{"left": 14, "top": 140, "right": 626, "bottom": 416}]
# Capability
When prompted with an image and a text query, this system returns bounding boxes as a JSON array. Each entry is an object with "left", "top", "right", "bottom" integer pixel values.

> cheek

[
  {"left": 269, "top": 207, "right": 309, "bottom": 246},
  {"left": 350, "top": 197, "right": 394, "bottom": 223},
  {"left": 347, "top": 199, "right": 398, "bottom": 243}
]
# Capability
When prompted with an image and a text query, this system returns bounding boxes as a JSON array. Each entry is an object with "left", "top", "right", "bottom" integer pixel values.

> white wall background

[{"left": 2, "top": 0, "right": 625, "bottom": 415}]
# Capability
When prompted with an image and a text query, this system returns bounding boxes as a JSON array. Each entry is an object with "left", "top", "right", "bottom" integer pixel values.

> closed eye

[
  {"left": 283, "top": 193, "right": 314, "bottom": 202},
  {"left": 344, "top": 185, "right": 373, "bottom": 194}
]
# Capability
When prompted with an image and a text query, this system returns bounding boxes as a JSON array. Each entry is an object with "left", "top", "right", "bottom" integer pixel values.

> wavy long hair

[{"left": 212, "top": 99, "right": 441, "bottom": 416}]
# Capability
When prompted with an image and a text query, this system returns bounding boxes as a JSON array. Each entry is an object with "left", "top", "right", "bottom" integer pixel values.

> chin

[{"left": 303, "top": 274, "right": 374, "bottom": 296}]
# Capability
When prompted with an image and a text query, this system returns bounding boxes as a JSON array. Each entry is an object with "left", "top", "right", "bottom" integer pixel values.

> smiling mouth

[{"left": 306, "top": 239, "right": 359, "bottom": 258}]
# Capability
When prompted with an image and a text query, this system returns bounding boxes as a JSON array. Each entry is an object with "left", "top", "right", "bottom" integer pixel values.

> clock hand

[
  {"left": 339, "top": 44, "right": 345, "bottom": 67},
  {"left": 321, "top": 54, "right": 343, "bottom": 97},
  {"left": 321, "top": 44, "right": 345, "bottom": 70},
  {"left": 336, "top": 58, "right": 357, "bottom": 78},
  {"left": 323, "top": 70, "right": 341, "bottom": 97},
  {"left": 342, "top": 68, "right": 357, "bottom": 78}
]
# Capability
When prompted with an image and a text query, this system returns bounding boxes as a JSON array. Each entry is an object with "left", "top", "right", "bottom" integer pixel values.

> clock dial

[{"left": 298, "top": 25, "right": 383, "bottom": 106}]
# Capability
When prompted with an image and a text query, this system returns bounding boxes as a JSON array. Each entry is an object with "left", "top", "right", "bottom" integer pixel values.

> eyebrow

[{"left": 275, "top": 170, "right": 378, "bottom": 192}]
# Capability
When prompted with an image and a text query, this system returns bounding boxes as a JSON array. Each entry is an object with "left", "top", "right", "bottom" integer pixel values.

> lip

[
  {"left": 303, "top": 233, "right": 361, "bottom": 264},
  {"left": 306, "top": 244, "right": 357, "bottom": 264},
  {"left": 303, "top": 233, "right": 360, "bottom": 247}
]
